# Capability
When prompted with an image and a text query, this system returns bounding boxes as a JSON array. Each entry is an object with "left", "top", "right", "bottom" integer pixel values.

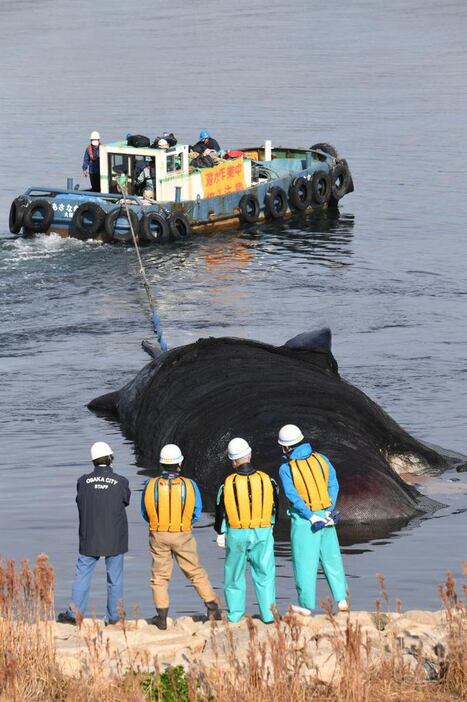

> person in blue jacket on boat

[
  {"left": 192, "top": 130, "right": 221, "bottom": 154},
  {"left": 82, "top": 130, "right": 101, "bottom": 192},
  {"left": 277, "top": 424, "right": 348, "bottom": 615}
]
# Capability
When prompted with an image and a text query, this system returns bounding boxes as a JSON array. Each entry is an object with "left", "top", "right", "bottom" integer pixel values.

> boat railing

[{"left": 24, "top": 186, "right": 141, "bottom": 205}]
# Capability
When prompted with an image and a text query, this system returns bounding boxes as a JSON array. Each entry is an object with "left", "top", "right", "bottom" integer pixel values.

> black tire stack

[
  {"left": 9, "top": 196, "right": 29, "bottom": 233},
  {"left": 71, "top": 202, "right": 106, "bottom": 240},
  {"left": 21, "top": 199, "right": 54, "bottom": 233}
]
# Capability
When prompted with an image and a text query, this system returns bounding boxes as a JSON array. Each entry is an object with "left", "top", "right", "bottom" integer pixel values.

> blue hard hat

[{"left": 199, "top": 130, "right": 210, "bottom": 140}]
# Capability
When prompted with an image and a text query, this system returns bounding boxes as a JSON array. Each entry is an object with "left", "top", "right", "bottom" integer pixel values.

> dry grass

[
  {"left": 0, "top": 555, "right": 465, "bottom": 702},
  {"left": 0, "top": 555, "right": 144, "bottom": 702},
  {"left": 193, "top": 572, "right": 466, "bottom": 702}
]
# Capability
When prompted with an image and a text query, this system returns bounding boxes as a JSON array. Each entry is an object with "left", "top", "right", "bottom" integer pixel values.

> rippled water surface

[{"left": 1, "top": 0, "right": 466, "bottom": 616}]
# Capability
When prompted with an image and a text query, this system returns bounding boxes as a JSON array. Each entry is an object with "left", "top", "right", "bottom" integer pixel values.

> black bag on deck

[
  {"left": 164, "top": 132, "right": 177, "bottom": 147},
  {"left": 127, "top": 134, "right": 150, "bottom": 148},
  {"left": 152, "top": 132, "right": 177, "bottom": 149},
  {"left": 191, "top": 154, "right": 215, "bottom": 169}
]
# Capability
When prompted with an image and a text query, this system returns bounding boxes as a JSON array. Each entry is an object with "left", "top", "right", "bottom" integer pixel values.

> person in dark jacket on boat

[
  {"left": 57, "top": 441, "right": 131, "bottom": 625},
  {"left": 136, "top": 156, "right": 156, "bottom": 199},
  {"left": 191, "top": 130, "right": 221, "bottom": 154},
  {"left": 82, "top": 130, "right": 101, "bottom": 192}
]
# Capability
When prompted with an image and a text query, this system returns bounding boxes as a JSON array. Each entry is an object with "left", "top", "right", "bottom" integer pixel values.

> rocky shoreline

[{"left": 53, "top": 609, "right": 451, "bottom": 682}]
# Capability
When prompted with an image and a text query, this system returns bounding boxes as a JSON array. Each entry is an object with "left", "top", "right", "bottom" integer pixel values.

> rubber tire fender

[
  {"left": 339, "top": 158, "right": 354, "bottom": 194},
  {"left": 310, "top": 142, "right": 339, "bottom": 159},
  {"left": 289, "top": 176, "right": 313, "bottom": 210},
  {"left": 71, "top": 202, "right": 106, "bottom": 239},
  {"left": 330, "top": 162, "right": 351, "bottom": 201},
  {"left": 238, "top": 193, "right": 260, "bottom": 224},
  {"left": 9, "top": 197, "right": 28, "bottom": 234},
  {"left": 264, "top": 186, "right": 287, "bottom": 219},
  {"left": 311, "top": 171, "right": 332, "bottom": 205},
  {"left": 22, "top": 199, "right": 54, "bottom": 233},
  {"left": 168, "top": 212, "right": 192, "bottom": 238},
  {"left": 142, "top": 212, "right": 170, "bottom": 242},
  {"left": 104, "top": 208, "right": 140, "bottom": 242}
]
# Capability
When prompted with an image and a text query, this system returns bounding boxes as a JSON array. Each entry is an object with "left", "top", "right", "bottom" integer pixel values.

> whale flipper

[
  {"left": 142, "top": 339, "right": 163, "bottom": 360},
  {"left": 87, "top": 390, "right": 119, "bottom": 415}
]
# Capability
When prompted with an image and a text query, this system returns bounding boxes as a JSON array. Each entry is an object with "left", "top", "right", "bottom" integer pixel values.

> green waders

[
  {"left": 224, "top": 526, "right": 275, "bottom": 623},
  {"left": 290, "top": 508, "right": 347, "bottom": 610}
]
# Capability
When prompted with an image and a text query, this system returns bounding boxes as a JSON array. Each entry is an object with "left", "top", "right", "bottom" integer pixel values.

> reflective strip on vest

[
  {"left": 144, "top": 476, "right": 196, "bottom": 532},
  {"left": 87, "top": 145, "right": 97, "bottom": 161},
  {"left": 224, "top": 471, "right": 274, "bottom": 529},
  {"left": 290, "top": 453, "right": 332, "bottom": 511}
]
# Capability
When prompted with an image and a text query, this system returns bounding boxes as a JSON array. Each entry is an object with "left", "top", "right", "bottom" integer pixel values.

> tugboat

[{"left": 8, "top": 139, "right": 353, "bottom": 244}]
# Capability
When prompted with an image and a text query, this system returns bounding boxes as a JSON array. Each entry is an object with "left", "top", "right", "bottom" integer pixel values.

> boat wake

[{"left": 0, "top": 233, "right": 100, "bottom": 265}]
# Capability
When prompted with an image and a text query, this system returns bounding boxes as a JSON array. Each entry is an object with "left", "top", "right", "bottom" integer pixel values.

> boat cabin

[{"left": 99, "top": 141, "right": 253, "bottom": 203}]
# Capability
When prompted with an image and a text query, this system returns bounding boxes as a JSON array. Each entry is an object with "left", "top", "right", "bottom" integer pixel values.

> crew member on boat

[
  {"left": 136, "top": 157, "right": 156, "bottom": 200},
  {"left": 82, "top": 131, "right": 101, "bottom": 192},
  {"left": 192, "top": 130, "right": 221, "bottom": 154}
]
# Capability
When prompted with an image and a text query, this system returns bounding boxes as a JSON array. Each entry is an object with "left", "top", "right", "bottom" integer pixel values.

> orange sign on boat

[{"left": 201, "top": 158, "right": 247, "bottom": 199}]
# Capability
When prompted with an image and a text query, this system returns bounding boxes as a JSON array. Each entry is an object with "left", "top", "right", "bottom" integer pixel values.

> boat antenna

[{"left": 116, "top": 175, "right": 168, "bottom": 351}]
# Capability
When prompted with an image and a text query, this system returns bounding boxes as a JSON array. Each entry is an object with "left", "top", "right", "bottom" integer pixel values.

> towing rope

[{"left": 116, "top": 176, "right": 168, "bottom": 351}]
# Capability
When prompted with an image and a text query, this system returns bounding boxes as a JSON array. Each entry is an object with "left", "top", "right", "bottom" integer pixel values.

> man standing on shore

[
  {"left": 277, "top": 424, "right": 348, "bottom": 615},
  {"left": 58, "top": 441, "right": 131, "bottom": 625},
  {"left": 141, "top": 444, "right": 221, "bottom": 629},
  {"left": 215, "top": 438, "right": 278, "bottom": 623}
]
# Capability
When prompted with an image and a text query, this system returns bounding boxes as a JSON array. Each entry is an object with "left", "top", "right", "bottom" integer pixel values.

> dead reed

[
  {"left": 0, "top": 555, "right": 145, "bottom": 701},
  {"left": 194, "top": 572, "right": 466, "bottom": 702},
  {"left": 0, "top": 555, "right": 465, "bottom": 702}
]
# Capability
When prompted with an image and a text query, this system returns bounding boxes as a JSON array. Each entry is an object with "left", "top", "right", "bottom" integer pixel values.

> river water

[{"left": 1, "top": 0, "right": 466, "bottom": 617}]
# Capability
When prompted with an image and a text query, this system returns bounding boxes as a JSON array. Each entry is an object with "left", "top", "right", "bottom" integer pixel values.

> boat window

[
  {"left": 108, "top": 153, "right": 129, "bottom": 194},
  {"left": 166, "top": 153, "right": 182, "bottom": 174},
  {"left": 134, "top": 157, "right": 156, "bottom": 197}
]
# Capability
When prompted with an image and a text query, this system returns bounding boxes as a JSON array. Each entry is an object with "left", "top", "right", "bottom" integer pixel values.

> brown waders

[{"left": 149, "top": 530, "right": 220, "bottom": 628}]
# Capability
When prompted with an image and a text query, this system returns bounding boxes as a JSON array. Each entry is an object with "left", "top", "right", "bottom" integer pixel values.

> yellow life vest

[
  {"left": 224, "top": 471, "right": 274, "bottom": 529},
  {"left": 144, "top": 476, "right": 195, "bottom": 532},
  {"left": 290, "top": 453, "right": 332, "bottom": 511}
]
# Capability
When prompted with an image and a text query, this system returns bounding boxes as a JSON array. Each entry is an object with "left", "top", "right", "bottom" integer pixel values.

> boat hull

[{"left": 9, "top": 150, "right": 353, "bottom": 243}]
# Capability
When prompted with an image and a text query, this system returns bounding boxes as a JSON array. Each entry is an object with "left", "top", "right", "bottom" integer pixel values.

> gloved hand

[
  {"left": 309, "top": 515, "right": 327, "bottom": 532},
  {"left": 216, "top": 533, "right": 226, "bottom": 548},
  {"left": 325, "top": 510, "right": 341, "bottom": 527}
]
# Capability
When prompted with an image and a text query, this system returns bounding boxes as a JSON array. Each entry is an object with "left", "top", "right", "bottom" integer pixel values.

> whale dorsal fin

[{"left": 283, "top": 327, "right": 332, "bottom": 353}]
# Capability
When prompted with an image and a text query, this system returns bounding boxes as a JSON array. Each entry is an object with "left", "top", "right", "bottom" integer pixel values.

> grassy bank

[{"left": 0, "top": 555, "right": 465, "bottom": 702}]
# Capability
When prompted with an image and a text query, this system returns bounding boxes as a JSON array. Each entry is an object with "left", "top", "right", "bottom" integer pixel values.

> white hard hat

[
  {"left": 278, "top": 424, "right": 304, "bottom": 447},
  {"left": 227, "top": 437, "right": 252, "bottom": 461},
  {"left": 90, "top": 441, "right": 113, "bottom": 461},
  {"left": 157, "top": 138, "right": 169, "bottom": 149},
  {"left": 160, "top": 444, "right": 184, "bottom": 465},
  {"left": 90, "top": 130, "right": 101, "bottom": 140}
]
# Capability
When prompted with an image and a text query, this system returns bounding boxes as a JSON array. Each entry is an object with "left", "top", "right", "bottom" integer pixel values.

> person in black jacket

[
  {"left": 57, "top": 441, "right": 131, "bottom": 625},
  {"left": 191, "top": 129, "right": 221, "bottom": 154}
]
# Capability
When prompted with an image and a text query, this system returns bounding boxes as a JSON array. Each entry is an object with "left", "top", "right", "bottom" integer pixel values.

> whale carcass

[{"left": 88, "top": 330, "right": 460, "bottom": 525}]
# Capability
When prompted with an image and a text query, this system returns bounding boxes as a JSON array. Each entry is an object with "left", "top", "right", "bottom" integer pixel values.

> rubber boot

[
  {"left": 150, "top": 608, "right": 168, "bottom": 630},
  {"left": 205, "top": 600, "right": 222, "bottom": 621}
]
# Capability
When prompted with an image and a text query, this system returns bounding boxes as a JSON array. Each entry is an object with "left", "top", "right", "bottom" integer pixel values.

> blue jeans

[{"left": 66, "top": 554, "right": 124, "bottom": 622}]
